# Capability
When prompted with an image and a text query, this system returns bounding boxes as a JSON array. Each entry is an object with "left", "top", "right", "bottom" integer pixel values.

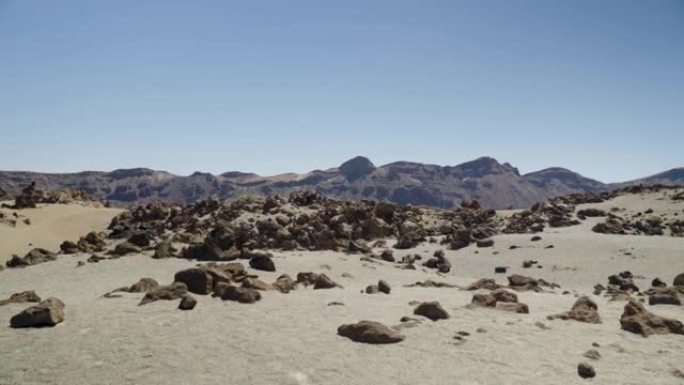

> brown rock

[
  {"left": 549, "top": 296, "right": 601, "bottom": 324},
  {"left": 620, "top": 300, "right": 684, "bottom": 337},
  {"left": 6, "top": 248, "right": 57, "bottom": 268},
  {"left": 0, "top": 290, "right": 41, "bottom": 306},
  {"left": 128, "top": 278, "right": 160, "bottom": 293},
  {"left": 337, "top": 321, "right": 405, "bottom": 344},
  {"left": 414, "top": 301, "right": 450, "bottom": 321},
  {"left": 178, "top": 294, "right": 197, "bottom": 310},
  {"left": 10, "top": 297, "right": 65, "bottom": 328},
  {"left": 577, "top": 362, "right": 596, "bottom": 379},
  {"left": 220, "top": 285, "right": 261, "bottom": 303},
  {"left": 313, "top": 274, "right": 339, "bottom": 289},
  {"left": 174, "top": 268, "right": 213, "bottom": 295},
  {"left": 139, "top": 282, "right": 188, "bottom": 305},
  {"left": 272, "top": 274, "right": 296, "bottom": 293}
]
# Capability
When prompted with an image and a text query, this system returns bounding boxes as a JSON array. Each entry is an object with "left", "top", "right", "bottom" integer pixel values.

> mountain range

[{"left": 0, "top": 156, "right": 682, "bottom": 209}]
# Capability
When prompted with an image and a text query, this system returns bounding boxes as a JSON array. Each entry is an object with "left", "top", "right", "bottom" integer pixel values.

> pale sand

[
  {"left": 0, "top": 202, "right": 122, "bottom": 262},
  {"left": 0, "top": 193, "right": 683, "bottom": 384}
]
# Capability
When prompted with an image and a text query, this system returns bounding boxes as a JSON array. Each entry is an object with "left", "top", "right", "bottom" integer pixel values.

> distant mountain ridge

[{"left": 0, "top": 156, "right": 682, "bottom": 209}]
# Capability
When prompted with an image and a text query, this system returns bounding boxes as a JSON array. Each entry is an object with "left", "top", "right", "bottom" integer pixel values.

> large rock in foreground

[
  {"left": 338, "top": 321, "right": 405, "bottom": 344},
  {"left": 10, "top": 297, "right": 65, "bottom": 328},
  {"left": 620, "top": 300, "right": 684, "bottom": 337}
]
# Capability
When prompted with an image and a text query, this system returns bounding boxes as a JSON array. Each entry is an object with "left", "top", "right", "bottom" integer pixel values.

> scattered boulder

[
  {"left": 577, "top": 362, "right": 596, "bottom": 379},
  {"left": 620, "top": 300, "right": 684, "bottom": 337},
  {"left": 467, "top": 278, "right": 501, "bottom": 291},
  {"left": 338, "top": 321, "right": 405, "bottom": 344},
  {"left": 674, "top": 273, "right": 684, "bottom": 287},
  {"left": 494, "top": 266, "right": 507, "bottom": 274},
  {"left": 380, "top": 250, "right": 395, "bottom": 263},
  {"left": 10, "top": 297, "right": 65, "bottom": 328},
  {"left": 423, "top": 250, "right": 451, "bottom": 273},
  {"left": 648, "top": 293, "right": 682, "bottom": 306},
  {"left": 476, "top": 239, "right": 494, "bottom": 248},
  {"left": 378, "top": 280, "right": 391, "bottom": 294},
  {"left": 365, "top": 285, "right": 380, "bottom": 294},
  {"left": 153, "top": 241, "right": 177, "bottom": 259},
  {"left": 0, "top": 291, "right": 41, "bottom": 306},
  {"left": 6, "top": 248, "right": 57, "bottom": 268},
  {"left": 313, "top": 274, "right": 340, "bottom": 289},
  {"left": 174, "top": 268, "right": 214, "bottom": 295},
  {"left": 548, "top": 296, "right": 601, "bottom": 323},
  {"left": 139, "top": 282, "right": 188, "bottom": 305},
  {"left": 414, "top": 301, "right": 450, "bottom": 321},
  {"left": 272, "top": 274, "right": 296, "bottom": 293},
  {"left": 110, "top": 242, "right": 142, "bottom": 256},
  {"left": 178, "top": 294, "right": 197, "bottom": 310},
  {"left": 220, "top": 285, "right": 261, "bottom": 303},
  {"left": 127, "top": 278, "right": 160, "bottom": 293},
  {"left": 249, "top": 253, "right": 276, "bottom": 272}
]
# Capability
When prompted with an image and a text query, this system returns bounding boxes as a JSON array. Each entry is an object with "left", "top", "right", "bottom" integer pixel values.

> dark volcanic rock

[
  {"left": 178, "top": 294, "right": 197, "bottom": 310},
  {"left": 10, "top": 297, "right": 65, "bottom": 328},
  {"left": 413, "top": 301, "right": 450, "bottom": 321},
  {"left": 6, "top": 248, "right": 57, "bottom": 268},
  {"left": 248, "top": 253, "right": 276, "bottom": 272},
  {"left": 174, "top": 268, "right": 214, "bottom": 295}
]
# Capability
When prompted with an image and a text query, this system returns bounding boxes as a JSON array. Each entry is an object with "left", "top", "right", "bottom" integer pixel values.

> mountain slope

[{"left": 0, "top": 157, "right": 681, "bottom": 209}]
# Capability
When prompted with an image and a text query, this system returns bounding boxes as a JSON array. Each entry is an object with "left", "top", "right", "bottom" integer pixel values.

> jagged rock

[
  {"left": 174, "top": 268, "right": 214, "bottom": 295},
  {"left": 220, "top": 285, "right": 261, "bottom": 303},
  {"left": 153, "top": 241, "right": 177, "bottom": 259},
  {"left": 139, "top": 282, "right": 188, "bottom": 305},
  {"left": 507, "top": 275, "right": 541, "bottom": 292},
  {"left": 620, "top": 300, "right": 684, "bottom": 337},
  {"left": 242, "top": 277, "right": 276, "bottom": 291},
  {"left": 337, "top": 320, "right": 405, "bottom": 344},
  {"left": 414, "top": 301, "right": 450, "bottom": 321},
  {"left": 577, "top": 363, "right": 596, "bottom": 379},
  {"left": 249, "top": 253, "right": 276, "bottom": 272},
  {"left": 10, "top": 297, "right": 65, "bottom": 328},
  {"left": 548, "top": 296, "right": 601, "bottom": 323},
  {"left": 178, "top": 294, "right": 197, "bottom": 310},
  {"left": 110, "top": 242, "right": 141, "bottom": 256},
  {"left": 126, "top": 278, "right": 160, "bottom": 293},
  {"left": 0, "top": 291, "right": 41, "bottom": 306},
  {"left": 314, "top": 274, "right": 340, "bottom": 289},
  {"left": 6, "top": 248, "right": 57, "bottom": 268},
  {"left": 273, "top": 274, "right": 296, "bottom": 293}
]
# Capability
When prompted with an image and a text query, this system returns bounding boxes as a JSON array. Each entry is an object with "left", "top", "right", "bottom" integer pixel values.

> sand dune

[{"left": 0, "top": 202, "right": 122, "bottom": 262}]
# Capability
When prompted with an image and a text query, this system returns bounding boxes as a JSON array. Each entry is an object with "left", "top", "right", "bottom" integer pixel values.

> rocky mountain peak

[{"left": 339, "top": 156, "right": 376, "bottom": 181}]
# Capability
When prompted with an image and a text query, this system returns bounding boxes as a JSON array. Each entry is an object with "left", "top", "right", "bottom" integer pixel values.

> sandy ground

[
  {"left": 0, "top": 202, "right": 122, "bottom": 262},
  {"left": 0, "top": 193, "right": 683, "bottom": 385}
]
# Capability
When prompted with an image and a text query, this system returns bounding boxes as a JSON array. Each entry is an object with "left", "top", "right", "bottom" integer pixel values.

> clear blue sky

[{"left": 0, "top": 0, "right": 682, "bottom": 182}]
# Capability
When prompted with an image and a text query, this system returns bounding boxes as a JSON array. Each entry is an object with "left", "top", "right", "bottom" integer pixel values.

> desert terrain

[{"left": 0, "top": 187, "right": 683, "bottom": 385}]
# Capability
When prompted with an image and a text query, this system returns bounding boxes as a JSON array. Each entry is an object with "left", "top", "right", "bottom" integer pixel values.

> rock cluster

[{"left": 620, "top": 300, "right": 684, "bottom": 337}]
